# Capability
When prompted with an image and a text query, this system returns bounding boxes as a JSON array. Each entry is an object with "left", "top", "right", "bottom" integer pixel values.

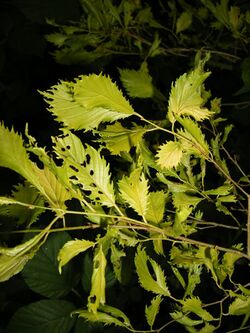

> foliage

[{"left": 1, "top": 1, "right": 250, "bottom": 332}]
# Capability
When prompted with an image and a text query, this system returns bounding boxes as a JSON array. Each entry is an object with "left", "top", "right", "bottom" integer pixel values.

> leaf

[
  {"left": 58, "top": 239, "right": 95, "bottom": 274},
  {"left": 221, "top": 248, "right": 243, "bottom": 280},
  {"left": 119, "top": 66, "right": 154, "bottom": 98},
  {"left": 204, "top": 184, "right": 233, "bottom": 196},
  {"left": 0, "top": 182, "right": 44, "bottom": 226},
  {"left": 134, "top": 246, "right": 170, "bottom": 296},
  {"left": 0, "top": 124, "right": 71, "bottom": 209},
  {"left": 88, "top": 245, "right": 107, "bottom": 313},
  {"left": 110, "top": 243, "right": 126, "bottom": 282},
  {"left": 145, "top": 295, "right": 162, "bottom": 328},
  {"left": 156, "top": 141, "right": 183, "bottom": 169},
  {"left": 172, "top": 192, "right": 203, "bottom": 210},
  {"left": 97, "top": 122, "right": 146, "bottom": 155},
  {"left": 177, "top": 117, "right": 210, "bottom": 156},
  {"left": 54, "top": 133, "right": 116, "bottom": 208},
  {"left": 168, "top": 65, "right": 212, "bottom": 123},
  {"left": 119, "top": 168, "right": 149, "bottom": 219},
  {"left": 7, "top": 300, "right": 76, "bottom": 333},
  {"left": 74, "top": 308, "right": 129, "bottom": 329},
  {"left": 41, "top": 74, "right": 134, "bottom": 131},
  {"left": 185, "top": 265, "right": 202, "bottom": 298},
  {"left": 181, "top": 297, "right": 214, "bottom": 321},
  {"left": 99, "top": 305, "right": 131, "bottom": 328},
  {"left": 0, "top": 225, "right": 51, "bottom": 282},
  {"left": 145, "top": 191, "right": 167, "bottom": 224},
  {"left": 23, "top": 232, "right": 77, "bottom": 298},
  {"left": 170, "top": 311, "right": 203, "bottom": 327},
  {"left": 228, "top": 297, "right": 250, "bottom": 316},
  {"left": 176, "top": 12, "right": 192, "bottom": 34}
]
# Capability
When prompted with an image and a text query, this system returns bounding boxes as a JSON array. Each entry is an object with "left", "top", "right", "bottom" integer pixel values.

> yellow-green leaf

[
  {"left": 58, "top": 239, "right": 95, "bottom": 274},
  {"left": 41, "top": 74, "right": 134, "bottom": 131},
  {"left": 0, "top": 226, "right": 50, "bottom": 282},
  {"left": 134, "top": 246, "right": 170, "bottom": 296},
  {"left": 156, "top": 141, "right": 183, "bottom": 170},
  {"left": 88, "top": 245, "right": 107, "bottom": 313},
  {"left": 228, "top": 297, "right": 250, "bottom": 316},
  {"left": 145, "top": 191, "right": 167, "bottom": 224},
  {"left": 119, "top": 66, "right": 154, "bottom": 98},
  {"left": 168, "top": 65, "right": 212, "bottom": 123},
  {"left": 97, "top": 122, "right": 146, "bottom": 155},
  {"left": 145, "top": 295, "right": 162, "bottom": 328},
  {"left": 181, "top": 297, "right": 214, "bottom": 321},
  {"left": 119, "top": 168, "right": 149, "bottom": 219}
]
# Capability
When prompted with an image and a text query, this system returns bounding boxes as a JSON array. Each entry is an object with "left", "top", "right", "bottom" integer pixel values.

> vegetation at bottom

[{"left": 0, "top": 1, "right": 250, "bottom": 332}]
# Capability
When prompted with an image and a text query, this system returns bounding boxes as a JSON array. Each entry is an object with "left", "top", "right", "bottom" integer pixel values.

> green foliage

[
  {"left": 1, "top": 2, "right": 250, "bottom": 331},
  {"left": 22, "top": 232, "right": 77, "bottom": 299},
  {"left": 6, "top": 300, "right": 76, "bottom": 333}
]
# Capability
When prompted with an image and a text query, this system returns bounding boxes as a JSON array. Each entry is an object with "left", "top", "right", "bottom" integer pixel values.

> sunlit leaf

[
  {"left": 134, "top": 246, "right": 170, "bottom": 296},
  {"left": 110, "top": 243, "right": 126, "bottom": 282},
  {"left": 145, "top": 295, "right": 162, "bottom": 328},
  {"left": 41, "top": 74, "right": 134, "bottom": 131},
  {"left": 119, "top": 168, "right": 149, "bottom": 219},
  {"left": 181, "top": 297, "right": 214, "bottom": 321},
  {"left": 170, "top": 311, "right": 203, "bottom": 327},
  {"left": 119, "top": 66, "right": 154, "bottom": 98},
  {"left": 0, "top": 225, "right": 51, "bottom": 282},
  {"left": 58, "top": 239, "right": 95, "bottom": 274},
  {"left": 54, "top": 133, "right": 116, "bottom": 208},
  {"left": 177, "top": 117, "right": 210, "bottom": 157},
  {"left": 228, "top": 296, "right": 250, "bottom": 316},
  {"left": 145, "top": 191, "right": 167, "bottom": 224},
  {"left": 0, "top": 124, "right": 71, "bottom": 209},
  {"left": 88, "top": 245, "right": 107, "bottom": 313},
  {"left": 168, "top": 64, "right": 212, "bottom": 123},
  {"left": 156, "top": 141, "right": 183, "bottom": 169},
  {"left": 97, "top": 122, "right": 146, "bottom": 155}
]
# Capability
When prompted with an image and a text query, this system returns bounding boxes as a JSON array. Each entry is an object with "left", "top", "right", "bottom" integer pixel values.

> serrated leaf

[
  {"left": 170, "top": 311, "right": 203, "bottom": 327},
  {"left": 181, "top": 297, "right": 214, "bottom": 321},
  {"left": 168, "top": 65, "right": 212, "bottom": 123},
  {"left": 228, "top": 297, "right": 250, "bottom": 316},
  {"left": 110, "top": 243, "right": 126, "bottom": 282},
  {"left": 0, "top": 225, "right": 51, "bottom": 282},
  {"left": 145, "top": 191, "right": 167, "bottom": 224},
  {"left": 7, "top": 300, "right": 76, "bottom": 333},
  {"left": 204, "top": 184, "right": 233, "bottom": 196},
  {"left": 97, "top": 122, "right": 146, "bottom": 155},
  {"left": 54, "top": 133, "right": 116, "bottom": 208},
  {"left": 23, "top": 232, "right": 76, "bottom": 298},
  {"left": 41, "top": 74, "right": 134, "bottom": 131},
  {"left": 58, "top": 239, "right": 95, "bottom": 274},
  {"left": 119, "top": 66, "right": 153, "bottom": 98},
  {"left": 145, "top": 295, "right": 162, "bottom": 328},
  {"left": 88, "top": 245, "right": 107, "bottom": 313},
  {"left": 119, "top": 168, "right": 149, "bottom": 219},
  {"left": 176, "top": 11, "right": 192, "bottom": 34},
  {"left": 185, "top": 265, "right": 202, "bottom": 298},
  {"left": 74, "top": 308, "right": 129, "bottom": 329},
  {"left": 172, "top": 192, "right": 203, "bottom": 210},
  {"left": 99, "top": 305, "right": 131, "bottom": 328},
  {"left": 0, "top": 124, "right": 71, "bottom": 209},
  {"left": 0, "top": 182, "right": 44, "bottom": 227},
  {"left": 134, "top": 246, "right": 170, "bottom": 296},
  {"left": 156, "top": 141, "right": 183, "bottom": 170},
  {"left": 178, "top": 117, "right": 210, "bottom": 156}
]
